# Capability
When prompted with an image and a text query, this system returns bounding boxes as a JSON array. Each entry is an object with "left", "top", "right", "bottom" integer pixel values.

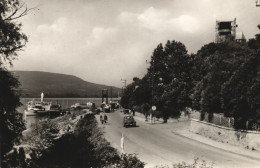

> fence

[
  {"left": 189, "top": 111, "right": 234, "bottom": 128},
  {"left": 188, "top": 109, "right": 260, "bottom": 131}
]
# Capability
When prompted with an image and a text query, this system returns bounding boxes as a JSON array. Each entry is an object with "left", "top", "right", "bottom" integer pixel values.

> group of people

[{"left": 100, "top": 113, "right": 108, "bottom": 124}]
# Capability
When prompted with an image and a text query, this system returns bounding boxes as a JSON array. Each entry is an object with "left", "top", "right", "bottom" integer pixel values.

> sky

[{"left": 10, "top": 0, "right": 260, "bottom": 87}]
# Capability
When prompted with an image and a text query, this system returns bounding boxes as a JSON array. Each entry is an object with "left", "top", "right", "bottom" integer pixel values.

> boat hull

[{"left": 24, "top": 110, "right": 38, "bottom": 116}]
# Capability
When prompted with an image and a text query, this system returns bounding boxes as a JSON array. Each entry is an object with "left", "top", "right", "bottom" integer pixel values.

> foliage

[
  {"left": 27, "top": 113, "right": 145, "bottom": 168},
  {"left": 14, "top": 71, "right": 121, "bottom": 98},
  {"left": 23, "top": 118, "right": 60, "bottom": 152},
  {"left": 0, "top": 68, "right": 25, "bottom": 161},
  {"left": 220, "top": 53, "right": 259, "bottom": 129},
  {"left": 0, "top": 0, "right": 29, "bottom": 65},
  {"left": 153, "top": 158, "right": 214, "bottom": 168},
  {"left": 1, "top": 146, "right": 27, "bottom": 168},
  {"left": 191, "top": 39, "right": 259, "bottom": 129},
  {"left": 121, "top": 40, "right": 192, "bottom": 122},
  {"left": 247, "top": 24, "right": 260, "bottom": 51},
  {"left": 1, "top": 0, "right": 30, "bottom": 164},
  {"left": 122, "top": 25, "right": 260, "bottom": 129},
  {"left": 141, "top": 103, "right": 150, "bottom": 120},
  {"left": 172, "top": 158, "right": 214, "bottom": 168},
  {"left": 118, "top": 153, "right": 145, "bottom": 168},
  {"left": 121, "top": 76, "right": 151, "bottom": 109}
]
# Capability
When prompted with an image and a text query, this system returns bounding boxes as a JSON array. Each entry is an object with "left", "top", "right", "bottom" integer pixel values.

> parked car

[
  {"left": 96, "top": 107, "right": 103, "bottom": 113},
  {"left": 123, "top": 109, "right": 131, "bottom": 114},
  {"left": 71, "top": 103, "right": 87, "bottom": 109},
  {"left": 102, "top": 104, "right": 110, "bottom": 113},
  {"left": 71, "top": 103, "right": 80, "bottom": 109},
  {"left": 123, "top": 115, "right": 136, "bottom": 127},
  {"left": 109, "top": 102, "right": 120, "bottom": 109},
  {"left": 50, "top": 104, "right": 61, "bottom": 111},
  {"left": 31, "top": 105, "right": 45, "bottom": 111}
]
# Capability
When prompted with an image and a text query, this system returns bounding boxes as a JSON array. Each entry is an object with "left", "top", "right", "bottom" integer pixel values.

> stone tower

[{"left": 215, "top": 18, "right": 237, "bottom": 43}]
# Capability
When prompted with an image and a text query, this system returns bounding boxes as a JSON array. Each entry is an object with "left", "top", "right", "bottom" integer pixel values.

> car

[
  {"left": 103, "top": 104, "right": 110, "bottom": 113},
  {"left": 123, "top": 109, "right": 131, "bottom": 114},
  {"left": 71, "top": 103, "right": 81, "bottom": 109},
  {"left": 31, "top": 105, "right": 45, "bottom": 111},
  {"left": 50, "top": 104, "right": 61, "bottom": 111},
  {"left": 71, "top": 103, "right": 87, "bottom": 109},
  {"left": 123, "top": 115, "right": 136, "bottom": 127}
]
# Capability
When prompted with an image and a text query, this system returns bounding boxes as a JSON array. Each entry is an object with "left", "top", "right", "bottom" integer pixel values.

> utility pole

[
  {"left": 121, "top": 79, "right": 126, "bottom": 95},
  {"left": 110, "top": 86, "right": 113, "bottom": 102},
  {"left": 146, "top": 60, "right": 154, "bottom": 106}
]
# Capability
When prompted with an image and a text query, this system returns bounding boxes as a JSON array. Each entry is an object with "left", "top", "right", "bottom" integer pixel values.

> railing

[{"left": 187, "top": 108, "right": 260, "bottom": 131}]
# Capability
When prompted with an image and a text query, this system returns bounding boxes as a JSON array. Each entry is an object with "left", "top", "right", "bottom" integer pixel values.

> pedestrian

[
  {"left": 100, "top": 113, "right": 103, "bottom": 124},
  {"left": 104, "top": 114, "right": 108, "bottom": 124},
  {"left": 132, "top": 108, "right": 135, "bottom": 116}
]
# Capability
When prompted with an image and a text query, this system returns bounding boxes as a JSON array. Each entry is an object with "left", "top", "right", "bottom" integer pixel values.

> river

[{"left": 18, "top": 98, "right": 120, "bottom": 128}]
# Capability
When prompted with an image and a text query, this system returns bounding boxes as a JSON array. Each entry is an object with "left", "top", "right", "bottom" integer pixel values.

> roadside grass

[{"left": 154, "top": 157, "right": 214, "bottom": 168}]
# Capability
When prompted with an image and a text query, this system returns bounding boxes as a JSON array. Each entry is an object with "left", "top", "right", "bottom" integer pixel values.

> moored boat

[{"left": 24, "top": 100, "right": 52, "bottom": 116}]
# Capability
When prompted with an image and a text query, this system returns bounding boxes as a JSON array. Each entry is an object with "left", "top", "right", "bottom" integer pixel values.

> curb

[{"left": 171, "top": 130, "right": 260, "bottom": 162}]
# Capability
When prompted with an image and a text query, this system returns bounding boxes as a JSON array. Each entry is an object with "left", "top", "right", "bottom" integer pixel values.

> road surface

[{"left": 97, "top": 110, "right": 260, "bottom": 168}]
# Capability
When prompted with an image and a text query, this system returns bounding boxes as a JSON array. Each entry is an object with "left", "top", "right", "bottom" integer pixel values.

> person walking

[
  {"left": 104, "top": 114, "right": 108, "bottom": 124},
  {"left": 100, "top": 113, "right": 103, "bottom": 124},
  {"left": 132, "top": 108, "right": 135, "bottom": 116}
]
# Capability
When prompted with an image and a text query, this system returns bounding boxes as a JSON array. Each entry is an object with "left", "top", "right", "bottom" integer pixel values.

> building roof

[{"left": 236, "top": 32, "right": 246, "bottom": 40}]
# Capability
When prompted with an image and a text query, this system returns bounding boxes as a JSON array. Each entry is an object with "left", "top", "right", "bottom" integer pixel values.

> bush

[
  {"left": 27, "top": 113, "right": 145, "bottom": 168},
  {"left": 118, "top": 154, "right": 145, "bottom": 168},
  {"left": 172, "top": 158, "right": 214, "bottom": 168}
]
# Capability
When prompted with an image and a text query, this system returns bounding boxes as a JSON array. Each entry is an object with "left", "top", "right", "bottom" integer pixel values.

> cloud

[
  {"left": 118, "top": 11, "right": 138, "bottom": 24},
  {"left": 86, "top": 27, "right": 118, "bottom": 47},
  {"left": 170, "top": 15, "right": 200, "bottom": 33},
  {"left": 12, "top": 0, "right": 260, "bottom": 87},
  {"left": 119, "top": 7, "right": 200, "bottom": 34},
  {"left": 37, "top": 17, "right": 68, "bottom": 34},
  {"left": 137, "top": 7, "right": 170, "bottom": 30}
]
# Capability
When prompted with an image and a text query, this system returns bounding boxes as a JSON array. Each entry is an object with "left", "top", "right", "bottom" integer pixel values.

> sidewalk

[{"left": 133, "top": 111, "right": 260, "bottom": 161}]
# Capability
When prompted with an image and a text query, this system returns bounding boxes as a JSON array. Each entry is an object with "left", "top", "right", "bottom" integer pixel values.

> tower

[{"left": 215, "top": 18, "right": 237, "bottom": 43}]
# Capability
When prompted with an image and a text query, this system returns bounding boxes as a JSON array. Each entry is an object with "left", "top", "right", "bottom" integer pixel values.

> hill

[{"left": 13, "top": 71, "right": 121, "bottom": 98}]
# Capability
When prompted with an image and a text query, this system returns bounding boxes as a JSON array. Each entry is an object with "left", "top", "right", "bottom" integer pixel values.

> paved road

[{"left": 98, "top": 110, "right": 260, "bottom": 168}]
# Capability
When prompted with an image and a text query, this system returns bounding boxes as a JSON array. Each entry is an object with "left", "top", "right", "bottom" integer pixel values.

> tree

[
  {"left": 247, "top": 24, "right": 260, "bottom": 52},
  {"left": 120, "top": 76, "right": 151, "bottom": 109},
  {"left": 191, "top": 39, "right": 259, "bottom": 129},
  {"left": 0, "top": 0, "right": 30, "bottom": 163},
  {"left": 157, "top": 40, "right": 192, "bottom": 122},
  {"left": 0, "top": 68, "right": 25, "bottom": 163},
  {"left": 119, "top": 154, "right": 145, "bottom": 168},
  {"left": 0, "top": 0, "right": 30, "bottom": 65},
  {"left": 141, "top": 103, "right": 150, "bottom": 120},
  {"left": 121, "top": 40, "right": 192, "bottom": 122},
  {"left": 221, "top": 48, "right": 259, "bottom": 129}
]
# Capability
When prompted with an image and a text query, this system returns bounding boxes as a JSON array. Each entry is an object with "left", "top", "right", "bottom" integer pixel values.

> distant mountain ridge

[{"left": 13, "top": 71, "right": 121, "bottom": 98}]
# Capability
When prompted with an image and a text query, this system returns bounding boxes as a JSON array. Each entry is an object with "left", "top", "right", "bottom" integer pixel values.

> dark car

[
  {"left": 50, "top": 104, "right": 61, "bottom": 111},
  {"left": 123, "top": 115, "right": 136, "bottom": 127},
  {"left": 123, "top": 109, "right": 131, "bottom": 114}
]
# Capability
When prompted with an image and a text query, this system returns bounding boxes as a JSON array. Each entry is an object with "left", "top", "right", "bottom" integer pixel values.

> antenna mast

[{"left": 256, "top": 0, "right": 260, "bottom": 6}]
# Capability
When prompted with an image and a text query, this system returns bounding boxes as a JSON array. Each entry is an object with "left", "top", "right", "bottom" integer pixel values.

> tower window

[{"left": 218, "top": 22, "right": 231, "bottom": 30}]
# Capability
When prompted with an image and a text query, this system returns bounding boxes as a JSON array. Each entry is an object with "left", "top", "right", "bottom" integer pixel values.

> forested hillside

[{"left": 13, "top": 71, "right": 120, "bottom": 98}]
